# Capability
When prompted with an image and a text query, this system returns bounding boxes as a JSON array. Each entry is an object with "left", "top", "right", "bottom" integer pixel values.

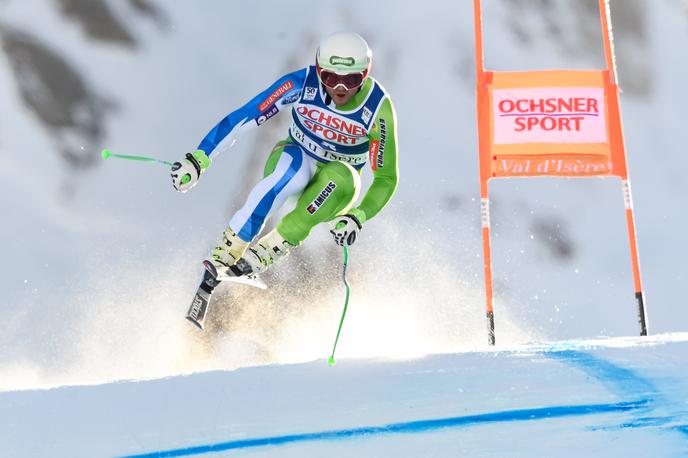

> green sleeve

[{"left": 353, "top": 97, "right": 399, "bottom": 224}]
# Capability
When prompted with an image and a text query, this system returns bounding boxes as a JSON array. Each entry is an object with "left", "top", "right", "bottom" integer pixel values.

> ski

[
  {"left": 185, "top": 266, "right": 221, "bottom": 330},
  {"left": 205, "top": 260, "right": 267, "bottom": 290},
  {"left": 185, "top": 260, "right": 267, "bottom": 330}
]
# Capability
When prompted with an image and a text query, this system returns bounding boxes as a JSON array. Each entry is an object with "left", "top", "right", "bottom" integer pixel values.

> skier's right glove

[{"left": 171, "top": 149, "right": 211, "bottom": 193}]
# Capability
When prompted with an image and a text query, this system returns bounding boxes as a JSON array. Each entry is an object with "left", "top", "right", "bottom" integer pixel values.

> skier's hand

[
  {"left": 330, "top": 214, "right": 362, "bottom": 246},
  {"left": 171, "top": 150, "right": 210, "bottom": 192}
]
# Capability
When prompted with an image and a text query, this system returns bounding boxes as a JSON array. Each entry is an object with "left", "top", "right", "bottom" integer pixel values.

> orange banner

[{"left": 477, "top": 69, "right": 627, "bottom": 180}]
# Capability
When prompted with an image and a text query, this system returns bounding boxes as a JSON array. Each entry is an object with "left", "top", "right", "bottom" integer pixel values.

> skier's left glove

[
  {"left": 171, "top": 150, "right": 211, "bottom": 193},
  {"left": 330, "top": 214, "right": 363, "bottom": 246}
]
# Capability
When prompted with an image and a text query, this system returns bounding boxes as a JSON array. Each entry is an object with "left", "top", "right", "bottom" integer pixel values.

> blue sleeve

[{"left": 197, "top": 68, "right": 308, "bottom": 158}]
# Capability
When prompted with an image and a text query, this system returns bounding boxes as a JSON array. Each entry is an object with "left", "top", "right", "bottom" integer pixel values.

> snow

[{"left": 1, "top": 334, "right": 687, "bottom": 457}]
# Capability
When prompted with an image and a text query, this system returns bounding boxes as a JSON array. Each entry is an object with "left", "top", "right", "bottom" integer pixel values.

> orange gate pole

[
  {"left": 598, "top": 0, "right": 648, "bottom": 335},
  {"left": 481, "top": 183, "right": 496, "bottom": 345},
  {"left": 474, "top": 0, "right": 496, "bottom": 345}
]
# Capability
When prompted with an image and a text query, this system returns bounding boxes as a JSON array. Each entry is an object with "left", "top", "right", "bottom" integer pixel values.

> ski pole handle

[{"left": 101, "top": 149, "right": 173, "bottom": 169}]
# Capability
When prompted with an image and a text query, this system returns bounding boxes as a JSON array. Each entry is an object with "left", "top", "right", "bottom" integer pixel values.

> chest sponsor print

[
  {"left": 290, "top": 123, "right": 368, "bottom": 166},
  {"left": 295, "top": 105, "right": 368, "bottom": 146}
]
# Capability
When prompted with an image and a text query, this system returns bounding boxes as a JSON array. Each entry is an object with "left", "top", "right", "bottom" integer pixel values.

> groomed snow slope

[{"left": 2, "top": 333, "right": 687, "bottom": 458}]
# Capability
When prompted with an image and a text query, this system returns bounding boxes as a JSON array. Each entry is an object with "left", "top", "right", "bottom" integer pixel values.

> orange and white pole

[
  {"left": 481, "top": 183, "right": 496, "bottom": 345},
  {"left": 599, "top": 0, "right": 647, "bottom": 335},
  {"left": 622, "top": 180, "right": 648, "bottom": 335},
  {"left": 474, "top": 0, "right": 496, "bottom": 345}
]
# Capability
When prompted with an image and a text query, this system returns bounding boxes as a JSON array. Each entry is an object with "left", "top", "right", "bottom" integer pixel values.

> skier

[{"left": 172, "top": 32, "right": 398, "bottom": 279}]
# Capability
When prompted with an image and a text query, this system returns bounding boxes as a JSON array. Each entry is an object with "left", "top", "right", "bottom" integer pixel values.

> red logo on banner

[{"left": 493, "top": 87, "right": 607, "bottom": 145}]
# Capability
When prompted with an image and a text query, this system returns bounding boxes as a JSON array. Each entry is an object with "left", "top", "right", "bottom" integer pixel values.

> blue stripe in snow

[
  {"left": 546, "top": 350, "right": 658, "bottom": 402},
  {"left": 673, "top": 425, "right": 688, "bottom": 437},
  {"left": 541, "top": 350, "right": 688, "bottom": 440},
  {"left": 589, "top": 415, "right": 678, "bottom": 432},
  {"left": 119, "top": 400, "right": 647, "bottom": 458}
]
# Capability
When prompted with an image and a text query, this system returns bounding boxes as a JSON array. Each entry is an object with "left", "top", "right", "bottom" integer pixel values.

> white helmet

[{"left": 316, "top": 32, "right": 372, "bottom": 75}]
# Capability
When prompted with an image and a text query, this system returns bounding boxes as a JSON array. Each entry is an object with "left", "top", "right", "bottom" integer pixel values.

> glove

[
  {"left": 171, "top": 150, "right": 210, "bottom": 192},
  {"left": 330, "top": 214, "right": 363, "bottom": 246}
]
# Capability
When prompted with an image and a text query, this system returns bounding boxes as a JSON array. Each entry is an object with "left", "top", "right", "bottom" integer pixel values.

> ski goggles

[{"left": 317, "top": 65, "right": 368, "bottom": 91}]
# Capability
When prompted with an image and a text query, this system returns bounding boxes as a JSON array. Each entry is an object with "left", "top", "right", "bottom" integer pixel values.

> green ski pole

[
  {"left": 101, "top": 149, "right": 174, "bottom": 169},
  {"left": 328, "top": 244, "right": 351, "bottom": 367}
]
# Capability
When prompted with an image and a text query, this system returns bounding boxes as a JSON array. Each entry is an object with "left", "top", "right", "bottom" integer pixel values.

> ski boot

[
  {"left": 205, "top": 227, "right": 267, "bottom": 288},
  {"left": 235, "top": 228, "right": 296, "bottom": 277},
  {"left": 210, "top": 227, "right": 249, "bottom": 271}
]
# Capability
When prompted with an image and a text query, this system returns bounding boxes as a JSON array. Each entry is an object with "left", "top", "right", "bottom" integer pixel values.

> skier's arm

[
  {"left": 351, "top": 97, "right": 399, "bottom": 224},
  {"left": 197, "top": 68, "right": 307, "bottom": 158}
]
